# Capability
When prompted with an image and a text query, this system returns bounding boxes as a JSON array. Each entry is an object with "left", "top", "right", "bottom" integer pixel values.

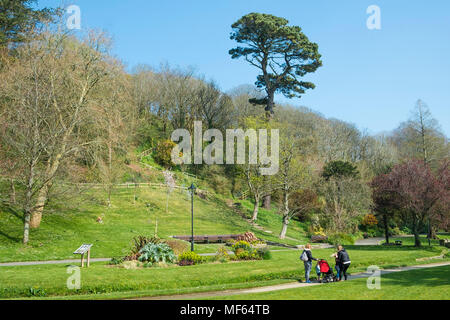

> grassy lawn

[
  {"left": 209, "top": 265, "right": 450, "bottom": 300},
  {"left": 0, "top": 186, "right": 306, "bottom": 263},
  {"left": 0, "top": 246, "right": 447, "bottom": 299}
]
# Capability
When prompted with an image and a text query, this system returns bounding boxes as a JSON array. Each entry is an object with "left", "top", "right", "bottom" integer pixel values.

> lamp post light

[{"left": 188, "top": 183, "right": 196, "bottom": 252}]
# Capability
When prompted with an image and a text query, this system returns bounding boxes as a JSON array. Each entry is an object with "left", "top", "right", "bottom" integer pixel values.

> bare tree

[
  {"left": 0, "top": 30, "right": 113, "bottom": 242},
  {"left": 276, "top": 136, "right": 314, "bottom": 239},
  {"left": 392, "top": 100, "right": 449, "bottom": 168}
]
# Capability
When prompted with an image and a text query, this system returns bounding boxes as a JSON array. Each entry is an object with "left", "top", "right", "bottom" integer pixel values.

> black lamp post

[{"left": 188, "top": 183, "right": 196, "bottom": 252}]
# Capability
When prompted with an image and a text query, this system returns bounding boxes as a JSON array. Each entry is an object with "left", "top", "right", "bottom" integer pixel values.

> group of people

[{"left": 301, "top": 243, "right": 351, "bottom": 283}]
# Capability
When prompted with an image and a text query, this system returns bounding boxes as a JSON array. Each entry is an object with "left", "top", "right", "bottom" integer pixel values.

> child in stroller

[{"left": 317, "top": 259, "right": 336, "bottom": 283}]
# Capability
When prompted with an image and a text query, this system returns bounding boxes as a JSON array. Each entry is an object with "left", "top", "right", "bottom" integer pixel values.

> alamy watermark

[
  {"left": 171, "top": 121, "right": 279, "bottom": 175},
  {"left": 366, "top": 265, "right": 381, "bottom": 289},
  {"left": 66, "top": 5, "right": 81, "bottom": 30},
  {"left": 66, "top": 265, "right": 81, "bottom": 290},
  {"left": 367, "top": 5, "right": 381, "bottom": 30}
]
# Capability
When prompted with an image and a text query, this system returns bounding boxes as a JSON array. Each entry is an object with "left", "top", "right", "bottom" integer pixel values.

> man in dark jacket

[{"left": 337, "top": 245, "right": 351, "bottom": 280}]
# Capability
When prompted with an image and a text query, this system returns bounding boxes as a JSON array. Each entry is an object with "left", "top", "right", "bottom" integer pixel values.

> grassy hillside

[{"left": 0, "top": 183, "right": 308, "bottom": 262}]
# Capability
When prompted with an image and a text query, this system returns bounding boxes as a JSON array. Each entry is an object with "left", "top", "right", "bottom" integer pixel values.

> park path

[
  {"left": 0, "top": 236, "right": 410, "bottom": 266},
  {"left": 354, "top": 237, "right": 384, "bottom": 245},
  {"left": 0, "top": 258, "right": 111, "bottom": 267},
  {"left": 0, "top": 246, "right": 327, "bottom": 266},
  {"left": 0, "top": 249, "right": 301, "bottom": 266},
  {"left": 132, "top": 261, "right": 450, "bottom": 300}
]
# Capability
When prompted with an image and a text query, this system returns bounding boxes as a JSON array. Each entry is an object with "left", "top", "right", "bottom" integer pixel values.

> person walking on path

[
  {"left": 337, "top": 245, "right": 351, "bottom": 281},
  {"left": 300, "top": 243, "right": 318, "bottom": 283}
]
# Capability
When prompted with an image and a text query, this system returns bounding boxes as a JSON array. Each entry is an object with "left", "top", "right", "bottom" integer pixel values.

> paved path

[
  {"left": 354, "top": 237, "right": 385, "bottom": 245},
  {"left": 0, "top": 258, "right": 111, "bottom": 267},
  {"left": 133, "top": 261, "right": 450, "bottom": 300},
  {"left": 0, "top": 235, "right": 421, "bottom": 267}
]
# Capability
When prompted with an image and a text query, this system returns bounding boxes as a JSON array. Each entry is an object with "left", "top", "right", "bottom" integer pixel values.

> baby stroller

[{"left": 317, "top": 259, "right": 336, "bottom": 283}]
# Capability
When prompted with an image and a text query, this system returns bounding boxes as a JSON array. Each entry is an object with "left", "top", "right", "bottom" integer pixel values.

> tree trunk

[
  {"left": 23, "top": 168, "right": 34, "bottom": 245},
  {"left": 383, "top": 214, "right": 389, "bottom": 244},
  {"left": 251, "top": 195, "right": 260, "bottom": 222},
  {"left": 107, "top": 185, "right": 112, "bottom": 208},
  {"left": 412, "top": 221, "right": 421, "bottom": 247},
  {"left": 279, "top": 191, "right": 289, "bottom": 239},
  {"left": 430, "top": 225, "right": 438, "bottom": 240},
  {"left": 29, "top": 184, "right": 49, "bottom": 228},
  {"left": 265, "top": 89, "right": 275, "bottom": 116},
  {"left": 262, "top": 194, "right": 271, "bottom": 209},
  {"left": 30, "top": 151, "right": 63, "bottom": 228},
  {"left": 23, "top": 211, "right": 31, "bottom": 245},
  {"left": 280, "top": 219, "right": 289, "bottom": 239}
]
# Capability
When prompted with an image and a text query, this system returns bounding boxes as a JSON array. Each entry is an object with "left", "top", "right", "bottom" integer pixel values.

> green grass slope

[{"left": 0, "top": 185, "right": 308, "bottom": 262}]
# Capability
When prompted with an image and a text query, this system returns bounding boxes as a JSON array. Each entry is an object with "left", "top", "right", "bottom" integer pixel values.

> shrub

[
  {"left": 327, "top": 233, "right": 355, "bottom": 245},
  {"left": 178, "top": 251, "right": 203, "bottom": 266},
  {"left": 362, "top": 214, "right": 378, "bottom": 226},
  {"left": 210, "top": 174, "right": 232, "bottom": 196},
  {"left": 390, "top": 226, "right": 402, "bottom": 236},
  {"left": 138, "top": 243, "right": 176, "bottom": 264},
  {"left": 232, "top": 240, "right": 252, "bottom": 252},
  {"left": 444, "top": 250, "right": 450, "bottom": 259},
  {"left": 226, "top": 239, "right": 236, "bottom": 246},
  {"left": 125, "top": 235, "right": 161, "bottom": 261},
  {"left": 312, "top": 226, "right": 327, "bottom": 237},
  {"left": 235, "top": 250, "right": 251, "bottom": 260},
  {"left": 108, "top": 257, "right": 124, "bottom": 265},
  {"left": 28, "top": 287, "right": 47, "bottom": 297},
  {"left": 165, "top": 239, "right": 189, "bottom": 256},
  {"left": 154, "top": 139, "right": 177, "bottom": 168},
  {"left": 216, "top": 246, "right": 230, "bottom": 262},
  {"left": 256, "top": 247, "right": 272, "bottom": 260},
  {"left": 401, "top": 226, "right": 412, "bottom": 235}
]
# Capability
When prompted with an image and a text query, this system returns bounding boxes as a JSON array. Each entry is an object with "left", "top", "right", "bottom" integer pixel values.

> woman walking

[
  {"left": 301, "top": 243, "right": 318, "bottom": 283},
  {"left": 337, "top": 245, "right": 351, "bottom": 281}
]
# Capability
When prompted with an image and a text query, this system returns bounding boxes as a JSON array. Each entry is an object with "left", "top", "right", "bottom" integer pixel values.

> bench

[
  {"left": 172, "top": 234, "right": 242, "bottom": 243},
  {"left": 73, "top": 244, "right": 92, "bottom": 267}
]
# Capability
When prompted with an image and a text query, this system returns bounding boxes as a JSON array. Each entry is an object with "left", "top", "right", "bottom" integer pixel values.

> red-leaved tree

[{"left": 371, "top": 160, "right": 449, "bottom": 247}]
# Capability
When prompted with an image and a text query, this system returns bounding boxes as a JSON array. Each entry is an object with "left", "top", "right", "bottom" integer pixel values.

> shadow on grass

[
  {"left": 0, "top": 203, "right": 23, "bottom": 243},
  {"left": 344, "top": 245, "right": 440, "bottom": 252},
  {"left": 0, "top": 202, "right": 23, "bottom": 222},
  {"left": 380, "top": 265, "right": 450, "bottom": 288},
  {"left": 0, "top": 230, "right": 21, "bottom": 242}
]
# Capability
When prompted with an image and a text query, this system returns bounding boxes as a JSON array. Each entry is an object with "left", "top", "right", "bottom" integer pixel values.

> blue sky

[{"left": 38, "top": 0, "right": 450, "bottom": 135}]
